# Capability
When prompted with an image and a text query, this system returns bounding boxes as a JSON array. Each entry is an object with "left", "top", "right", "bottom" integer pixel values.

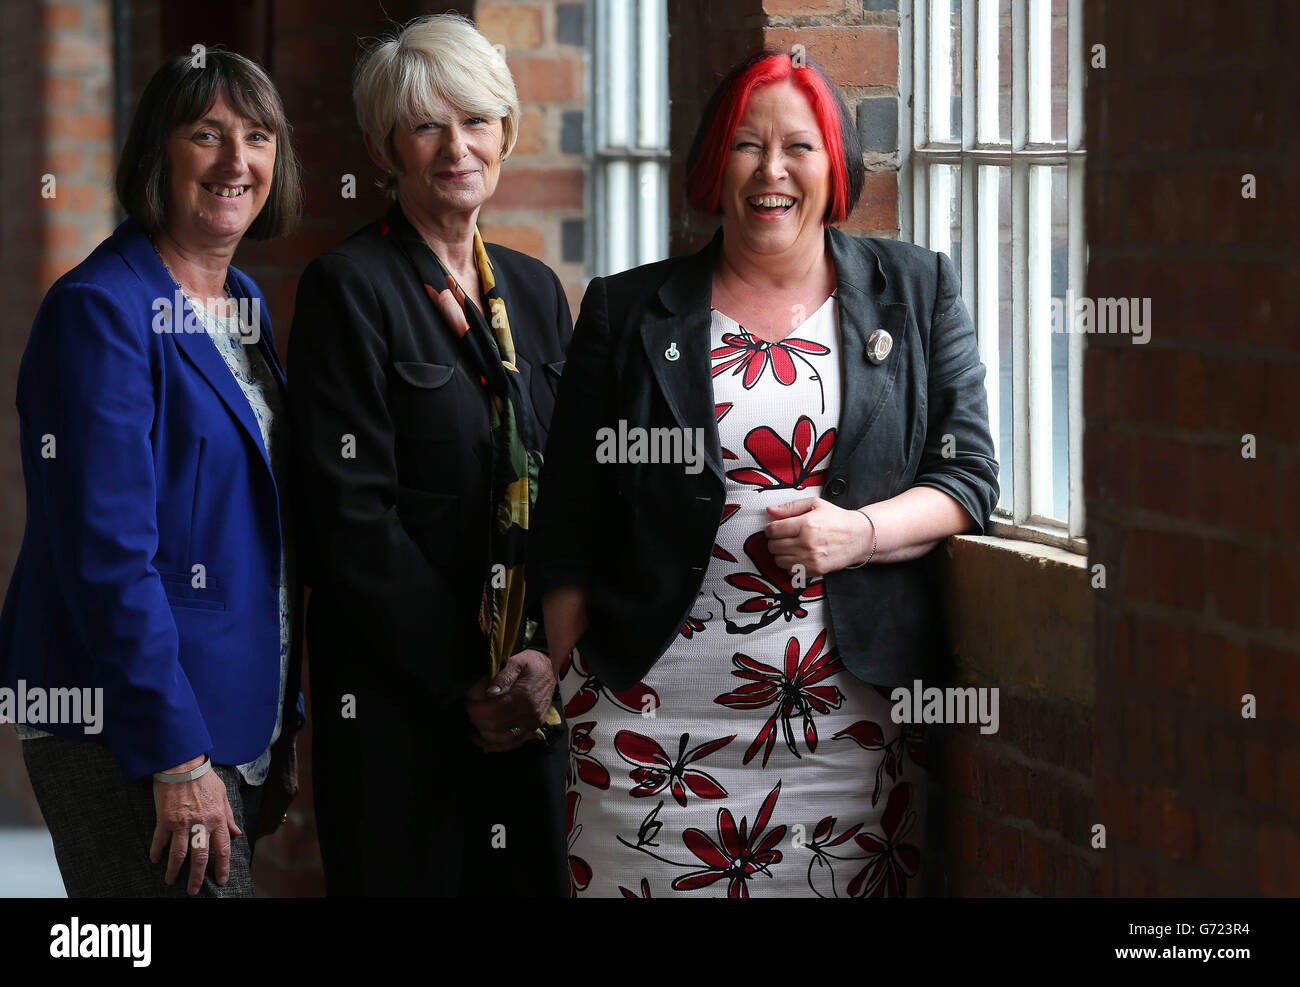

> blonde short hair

[{"left": 353, "top": 13, "right": 520, "bottom": 195}]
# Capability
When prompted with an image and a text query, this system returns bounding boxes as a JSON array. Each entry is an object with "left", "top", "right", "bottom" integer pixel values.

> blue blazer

[{"left": 0, "top": 219, "right": 303, "bottom": 780}]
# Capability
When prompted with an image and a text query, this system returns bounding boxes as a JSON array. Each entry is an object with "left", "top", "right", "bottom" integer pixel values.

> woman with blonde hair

[{"left": 289, "top": 13, "right": 570, "bottom": 896}]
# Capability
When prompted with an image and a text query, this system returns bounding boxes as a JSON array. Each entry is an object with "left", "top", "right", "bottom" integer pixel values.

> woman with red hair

[{"left": 532, "top": 52, "right": 998, "bottom": 897}]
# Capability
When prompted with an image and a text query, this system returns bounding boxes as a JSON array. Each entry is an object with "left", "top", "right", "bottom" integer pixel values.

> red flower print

[
  {"left": 560, "top": 648, "right": 660, "bottom": 718},
  {"left": 714, "top": 628, "right": 844, "bottom": 767},
  {"left": 847, "top": 781, "right": 921, "bottom": 898},
  {"left": 680, "top": 608, "right": 713, "bottom": 639},
  {"left": 715, "top": 530, "right": 824, "bottom": 635},
  {"left": 710, "top": 327, "right": 830, "bottom": 390},
  {"left": 672, "top": 782, "right": 788, "bottom": 898},
  {"left": 568, "top": 720, "right": 611, "bottom": 790},
  {"left": 726, "top": 417, "right": 836, "bottom": 490},
  {"left": 873, "top": 685, "right": 929, "bottom": 770},
  {"left": 566, "top": 790, "right": 591, "bottom": 898},
  {"left": 614, "top": 730, "right": 735, "bottom": 806},
  {"left": 619, "top": 878, "right": 653, "bottom": 898},
  {"left": 711, "top": 503, "right": 740, "bottom": 563},
  {"left": 715, "top": 402, "right": 738, "bottom": 461},
  {"left": 802, "top": 814, "right": 867, "bottom": 898}
]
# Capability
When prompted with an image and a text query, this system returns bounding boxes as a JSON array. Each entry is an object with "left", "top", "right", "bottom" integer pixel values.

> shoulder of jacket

[
  {"left": 842, "top": 231, "right": 939, "bottom": 270},
  {"left": 599, "top": 254, "right": 682, "bottom": 298}
]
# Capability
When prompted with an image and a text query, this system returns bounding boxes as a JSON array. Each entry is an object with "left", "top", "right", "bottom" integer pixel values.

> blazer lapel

[
  {"left": 827, "top": 226, "right": 910, "bottom": 470},
  {"left": 113, "top": 222, "right": 273, "bottom": 474},
  {"left": 640, "top": 233, "right": 725, "bottom": 486}
]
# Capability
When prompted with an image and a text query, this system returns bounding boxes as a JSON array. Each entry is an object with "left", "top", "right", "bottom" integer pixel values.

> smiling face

[
  {"left": 377, "top": 103, "right": 506, "bottom": 222},
  {"left": 164, "top": 93, "right": 276, "bottom": 245},
  {"left": 718, "top": 79, "right": 832, "bottom": 260}
]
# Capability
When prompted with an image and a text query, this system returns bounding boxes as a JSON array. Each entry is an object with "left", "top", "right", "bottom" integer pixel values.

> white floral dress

[{"left": 560, "top": 295, "right": 927, "bottom": 898}]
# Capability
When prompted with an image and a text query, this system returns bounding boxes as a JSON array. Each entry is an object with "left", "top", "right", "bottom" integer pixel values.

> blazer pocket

[
  {"left": 396, "top": 486, "right": 459, "bottom": 526},
  {"left": 392, "top": 361, "right": 455, "bottom": 389},
  {"left": 544, "top": 360, "right": 565, "bottom": 396},
  {"left": 390, "top": 361, "right": 459, "bottom": 441},
  {"left": 157, "top": 570, "right": 227, "bottom": 611}
]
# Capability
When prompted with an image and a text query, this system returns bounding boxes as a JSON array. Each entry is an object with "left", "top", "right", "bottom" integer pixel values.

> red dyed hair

[{"left": 684, "top": 52, "right": 853, "bottom": 225}]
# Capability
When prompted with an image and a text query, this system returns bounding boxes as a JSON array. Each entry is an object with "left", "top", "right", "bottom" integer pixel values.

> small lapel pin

[
  {"left": 665, "top": 342, "right": 680, "bottom": 361},
  {"left": 867, "top": 329, "right": 892, "bottom": 364}
]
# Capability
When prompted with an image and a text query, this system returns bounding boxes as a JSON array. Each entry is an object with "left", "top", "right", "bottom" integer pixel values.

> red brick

[
  {"left": 489, "top": 167, "right": 584, "bottom": 210},
  {"left": 505, "top": 57, "right": 582, "bottom": 103},
  {"left": 478, "top": 3, "right": 545, "bottom": 50},
  {"left": 842, "top": 169, "right": 898, "bottom": 232},
  {"left": 511, "top": 106, "right": 545, "bottom": 157},
  {"left": 481, "top": 223, "right": 546, "bottom": 257},
  {"left": 1244, "top": 736, "right": 1275, "bottom": 804},
  {"left": 1120, "top": 528, "right": 1205, "bottom": 611},
  {"left": 42, "top": 2, "right": 82, "bottom": 29},
  {"left": 762, "top": 26, "right": 898, "bottom": 87},
  {"left": 42, "top": 76, "right": 82, "bottom": 107},
  {"left": 45, "top": 111, "right": 113, "bottom": 141},
  {"left": 762, "top": 0, "right": 845, "bottom": 12}
]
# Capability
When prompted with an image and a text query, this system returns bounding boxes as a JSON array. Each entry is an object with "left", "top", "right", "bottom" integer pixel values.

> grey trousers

[{"left": 22, "top": 734, "right": 263, "bottom": 898}]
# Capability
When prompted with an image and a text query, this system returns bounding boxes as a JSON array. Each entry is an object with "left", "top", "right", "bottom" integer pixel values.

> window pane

[
  {"left": 997, "top": 164, "right": 1013, "bottom": 512},
  {"left": 999, "top": 0, "right": 1012, "bottom": 143},
  {"left": 1048, "top": 164, "right": 1070, "bottom": 520},
  {"left": 929, "top": 0, "right": 961, "bottom": 143},
  {"left": 1051, "top": 0, "right": 1068, "bottom": 143},
  {"left": 928, "top": 163, "right": 961, "bottom": 268},
  {"left": 976, "top": 0, "right": 1000, "bottom": 144}
]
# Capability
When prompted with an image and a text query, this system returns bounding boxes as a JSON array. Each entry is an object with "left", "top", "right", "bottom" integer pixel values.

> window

[
  {"left": 901, "top": 0, "right": 1086, "bottom": 550},
  {"left": 588, "top": 0, "right": 670, "bottom": 277}
]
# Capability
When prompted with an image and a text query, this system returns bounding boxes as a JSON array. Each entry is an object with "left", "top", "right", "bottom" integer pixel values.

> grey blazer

[{"left": 530, "top": 225, "right": 999, "bottom": 691}]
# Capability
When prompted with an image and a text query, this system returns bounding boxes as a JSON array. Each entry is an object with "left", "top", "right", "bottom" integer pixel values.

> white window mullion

[
  {"left": 1027, "top": 0, "right": 1050, "bottom": 144},
  {"left": 929, "top": 0, "right": 951, "bottom": 144},
  {"left": 929, "top": 164, "right": 952, "bottom": 260},
  {"left": 976, "top": 0, "right": 999, "bottom": 145},
  {"left": 1028, "top": 164, "right": 1053, "bottom": 519},
  {"left": 1011, "top": 0, "right": 1028, "bottom": 152},
  {"left": 1067, "top": 156, "right": 1085, "bottom": 537},
  {"left": 606, "top": 162, "right": 633, "bottom": 276},
  {"left": 1011, "top": 157, "right": 1029, "bottom": 525},
  {"left": 977, "top": 164, "right": 1001, "bottom": 491},
  {"left": 1066, "top": 0, "right": 1086, "bottom": 537}
]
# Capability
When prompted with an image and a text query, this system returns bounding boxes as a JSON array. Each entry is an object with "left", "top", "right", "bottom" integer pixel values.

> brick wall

[
  {"left": 475, "top": 0, "right": 589, "bottom": 316},
  {"left": 1084, "top": 0, "right": 1300, "bottom": 894},
  {"left": 0, "top": 0, "right": 117, "bottom": 829}
]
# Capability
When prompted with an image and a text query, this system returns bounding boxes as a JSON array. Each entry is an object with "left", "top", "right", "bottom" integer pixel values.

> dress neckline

[{"left": 710, "top": 291, "right": 837, "bottom": 342}]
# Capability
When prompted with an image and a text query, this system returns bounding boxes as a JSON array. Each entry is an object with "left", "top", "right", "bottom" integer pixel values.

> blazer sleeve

[
  {"left": 911, "top": 251, "right": 1000, "bottom": 531},
  {"left": 288, "top": 253, "right": 475, "bottom": 702},
  {"left": 21, "top": 283, "right": 212, "bottom": 779},
  {"left": 530, "top": 276, "right": 612, "bottom": 597}
]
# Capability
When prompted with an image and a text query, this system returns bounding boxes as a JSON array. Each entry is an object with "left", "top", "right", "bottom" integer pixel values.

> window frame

[
  {"left": 900, "top": 0, "right": 1087, "bottom": 553},
  {"left": 587, "top": 0, "right": 671, "bottom": 278}
]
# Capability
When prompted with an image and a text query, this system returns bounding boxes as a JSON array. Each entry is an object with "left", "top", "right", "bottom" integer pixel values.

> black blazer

[
  {"left": 287, "top": 213, "right": 572, "bottom": 896},
  {"left": 530, "top": 226, "right": 998, "bottom": 692}
]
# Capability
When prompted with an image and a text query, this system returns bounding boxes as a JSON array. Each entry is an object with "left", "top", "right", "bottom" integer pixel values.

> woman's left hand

[
  {"left": 764, "top": 497, "right": 874, "bottom": 578},
  {"left": 466, "top": 648, "right": 557, "bottom": 753}
]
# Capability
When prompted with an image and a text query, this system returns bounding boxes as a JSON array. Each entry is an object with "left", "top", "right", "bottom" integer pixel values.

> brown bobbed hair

[
  {"left": 115, "top": 48, "right": 302, "bottom": 241},
  {"left": 685, "top": 51, "right": 865, "bottom": 225}
]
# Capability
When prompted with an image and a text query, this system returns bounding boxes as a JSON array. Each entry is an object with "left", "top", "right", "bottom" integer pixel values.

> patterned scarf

[{"left": 384, "top": 204, "right": 559, "bottom": 738}]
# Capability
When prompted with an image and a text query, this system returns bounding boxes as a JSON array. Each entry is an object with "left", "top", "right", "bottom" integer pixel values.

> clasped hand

[{"left": 465, "top": 648, "right": 556, "bottom": 753}]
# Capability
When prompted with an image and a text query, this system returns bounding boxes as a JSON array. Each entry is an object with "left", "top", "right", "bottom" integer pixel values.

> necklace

[{"left": 150, "top": 237, "right": 257, "bottom": 385}]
